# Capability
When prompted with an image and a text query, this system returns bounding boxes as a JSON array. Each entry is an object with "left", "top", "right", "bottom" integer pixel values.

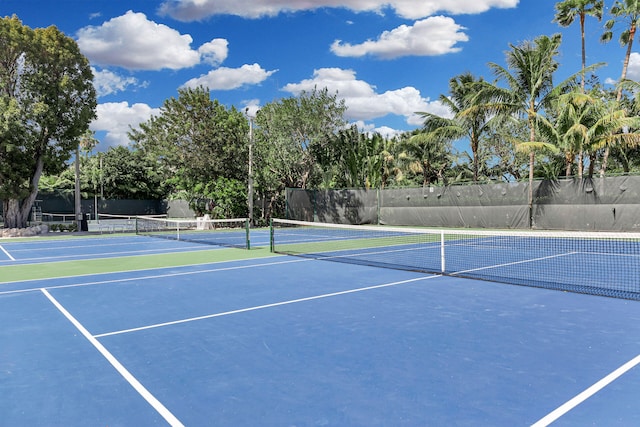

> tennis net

[
  {"left": 95, "top": 213, "right": 167, "bottom": 233},
  {"left": 270, "top": 219, "right": 640, "bottom": 300},
  {"left": 137, "top": 217, "right": 250, "bottom": 249}
]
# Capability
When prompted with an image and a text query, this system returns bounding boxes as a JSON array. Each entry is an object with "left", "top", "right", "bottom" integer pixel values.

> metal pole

[
  {"left": 74, "top": 145, "right": 82, "bottom": 232},
  {"left": 246, "top": 109, "right": 254, "bottom": 227}
]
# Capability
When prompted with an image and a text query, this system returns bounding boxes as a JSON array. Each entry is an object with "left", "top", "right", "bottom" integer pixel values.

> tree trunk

[
  {"left": 600, "top": 23, "right": 636, "bottom": 177},
  {"left": 528, "top": 150, "right": 535, "bottom": 228},
  {"left": 2, "top": 156, "right": 45, "bottom": 229},
  {"left": 580, "top": 13, "right": 586, "bottom": 92}
]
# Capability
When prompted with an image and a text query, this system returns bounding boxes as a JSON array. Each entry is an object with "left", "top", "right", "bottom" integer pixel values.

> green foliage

[
  {"left": 190, "top": 177, "right": 246, "bottom": 219},
  {"left": 130, "top": 86, "right": 248, "bottom": 188},
  {"left": 253, "top": 87, "right": 347, "bottom": 217},
  {"left": 416, "top": 72, "right": 493, "bottom": 182},
  {"left": 95, "top": 146, "right": 167, "bottom": 199},
  {"left": 322, "top": 126, "right": 386, "bottom": 189},
  {"left": 49, "top": 222, "right": 77, "bottom": 232},
  {"left": 39, "top": 145, "right": 168, "bottom": 200}
]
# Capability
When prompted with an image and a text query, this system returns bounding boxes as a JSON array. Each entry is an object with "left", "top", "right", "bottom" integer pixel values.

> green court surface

[{"left": 0, "top": 242, "right": 275, "bottom": 283}]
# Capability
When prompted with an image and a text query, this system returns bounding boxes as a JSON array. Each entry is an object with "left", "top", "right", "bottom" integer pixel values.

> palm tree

[
  {"left": 538, "top": 91, "right": 593, "bottom": 177},
  {"left": 479, "top": 34, "right": 567, "bottom": 226},
  {"left": 600, "top": 0, "right": 640, "bottom": 175},
  {"left": 538, "top": 90, "right": 640, "bottom": 177},
  {"left": 554, "top": 0, "right": 604, "bottom": 91},
  {"left": 416, "top": 72, "right": 493, "bottom": 182},
  {"left": 401, "top": 131, "right": 453, "bottom": 187},
  {"left": 380, "top": 136, "right": 403, "bottom": 188}
]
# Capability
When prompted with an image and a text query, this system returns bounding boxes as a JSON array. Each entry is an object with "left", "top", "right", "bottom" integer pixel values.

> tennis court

[{"left": 1, "top": 223, "right": 639, "bottom": 426}]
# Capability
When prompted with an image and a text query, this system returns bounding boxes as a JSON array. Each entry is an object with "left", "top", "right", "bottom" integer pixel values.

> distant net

[
  {"left": 137, "top": 217, "right": 250, "bottom": 249},
  {"left": 270, "top": 219, "right": 640, "bottom": 300},
  {"left": 98, "top": 213, "right": 166, "bottom": 221}
]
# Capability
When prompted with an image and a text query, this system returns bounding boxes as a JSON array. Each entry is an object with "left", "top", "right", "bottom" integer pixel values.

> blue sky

[{"left": 2, "top": 0, "right": 638, "bottom": 151}]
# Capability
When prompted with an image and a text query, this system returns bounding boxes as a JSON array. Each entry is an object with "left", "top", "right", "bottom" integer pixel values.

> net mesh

[
  {"left": 137, "top": 217, "right": 250, "bottom": 249},
  {"left": 270, "top": 219, "right": 640, "bottom": 300},
  {"left": 95, "top": 213, "right": 167, "bottom": 233}
]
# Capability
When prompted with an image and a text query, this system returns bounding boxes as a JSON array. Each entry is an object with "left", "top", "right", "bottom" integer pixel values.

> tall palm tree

[
  {"left": 416, "top": 72, "right": 492, "bottom": 182},
  {"left": 554, "top": 0, "right": 604, "bottom": 91},
  {"left": 479, "top": 34, "right": 567, "bottom": 227},
  {"left": 600, "top": 0, "right": 640, "bottom": 175}
]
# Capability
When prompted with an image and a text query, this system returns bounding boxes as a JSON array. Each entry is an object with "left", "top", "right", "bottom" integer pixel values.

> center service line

[{"left": 40, "top": 288, "right": 184, "bottom": 427}]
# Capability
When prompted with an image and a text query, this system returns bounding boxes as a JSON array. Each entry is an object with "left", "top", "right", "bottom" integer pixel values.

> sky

[{"left": 2, "top": 0, "right": 639, "bottom": 152}]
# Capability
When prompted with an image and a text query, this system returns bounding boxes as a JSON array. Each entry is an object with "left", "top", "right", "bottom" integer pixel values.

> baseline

[
  {"left": 531, "top": 354, "right": 640, "bottom": 426},
  {"left": 0, "top": 244, "right": 15, "bottom": 261}
]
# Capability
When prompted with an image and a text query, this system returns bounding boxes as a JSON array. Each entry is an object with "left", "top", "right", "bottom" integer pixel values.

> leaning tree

[{"left": 0, "top": 15, "right": 96, "bottom": 228}]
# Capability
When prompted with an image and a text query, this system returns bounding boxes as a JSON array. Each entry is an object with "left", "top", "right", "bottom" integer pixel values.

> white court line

[
  {"left": 531, "top": 354, "right": 640, "bottom": 426},
  {"left": 95, "top": 275, "right": 439, "bottom": 338},
  {"left": 0, "top": 257, "right": 308, "bottom": 295},
  {"left": 0, "top": 244, "right": 208, "bottom": 264},
  {"left": 0, "top": 244, "right": 16, "bottom": 261},
  {"left": 40, "top": 288, "right": 184, "bottom": 427},
  {"left": 452, "top": 251, "right": 578, "bottom": 276}
]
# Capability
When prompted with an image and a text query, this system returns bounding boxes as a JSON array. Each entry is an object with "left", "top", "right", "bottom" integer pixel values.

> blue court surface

[
  {"left": 0, "top": 230, "right": 273, "bottom": 265},
  {"left": 1, "top": 234, "right": 640, "bottom": 426}
]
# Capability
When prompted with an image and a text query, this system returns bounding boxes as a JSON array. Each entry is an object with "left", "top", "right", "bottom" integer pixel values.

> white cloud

[
  {"left": 92, "top": 68, "right": 141, "bottom": 97},
  {"left": 90, "top": 102, "right": 160, "bottom": 147},
  {"left": 331, "top": 16, "right": 468, "bottom": 59},
  {"left": 182, "top": 63, "right": 277, "bottom": 90},
  {"left": 626, "top": 52, "right": 640, "bottom": 82},
  {"left": 77, "top": 10, "right": 222, "bottom": 70},
  {"left": 351, "top": 120, "right": 405, "bottom": 138},
  {"left": 604, "top": 53, "right": 640, "bottom": 86},
  {"left": 198, "top": 38, "right": 229, "bottom": 66},
  {"left": 159, "top": 0, "right": 519, "bottom": 21},
  {"left": 282, "top": 68, "right": 447, "bottom": 126}
]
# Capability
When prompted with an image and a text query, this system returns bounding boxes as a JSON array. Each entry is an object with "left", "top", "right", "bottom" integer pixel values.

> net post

[
  {"left": 245, "top": 218, "right": 251, "bottom": 250},
  {"left": 440, "top": 231, "right": 445, "bottom": 273},
  {"left": 269, "top": 219, "right": 274, "bottom": 252}
]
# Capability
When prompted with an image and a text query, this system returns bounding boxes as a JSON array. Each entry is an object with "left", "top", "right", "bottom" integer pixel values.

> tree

[
  {"left": 401, "top": 130, "right": 454, "bottom": 187},
  {"left": 600, "top": 0, "right": 640, "bottom": 174},
  {"left": 328, "top": 126, "right": 385, "bottom": 189},
  {"left": 253, "top": 87, "right": 347, "bottom": 219},
  {"left": 416, "top": 72, "right": 494, "bottom": 182},
  {"left": 482, "top": 119, "right": 531, "bottom": 182},
  {"left": 537, "top": 90, "right": 640, "bottom": 177},
  {"left": 130, "top": 86, "right": 248, "bottom": 216},
  {"left": 554, "top": 0, "right": 604, "bottom": 91},
  {"left": 39, "top": 146, "right": 168, "bottom": 200},
  {"left": 480, "top": 34, "right": 569, "bottom": 226},
  {"left": 0, "top": 16, "right": 96, "bottom": 228},
  {"left": 95, "top": 146, "right": 167, "bottom": 200}
]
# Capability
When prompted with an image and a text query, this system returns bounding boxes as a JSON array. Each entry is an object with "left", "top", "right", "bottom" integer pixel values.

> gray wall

[{"left": 286, "top": 176, "right": 640, "bottom": 231}]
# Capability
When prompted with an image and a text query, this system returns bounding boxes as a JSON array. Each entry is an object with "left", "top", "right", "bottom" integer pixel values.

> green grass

[{"left": 0, "top": 246, "right": 277, "bottom": 284}]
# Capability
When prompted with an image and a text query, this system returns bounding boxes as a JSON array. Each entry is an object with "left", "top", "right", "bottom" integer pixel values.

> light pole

[
  {"left": 74, "top": 144, "right": 82, "bottom": 231},
  {"left": 246, "top": 108, "right": 254, "bottom": 226}
]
